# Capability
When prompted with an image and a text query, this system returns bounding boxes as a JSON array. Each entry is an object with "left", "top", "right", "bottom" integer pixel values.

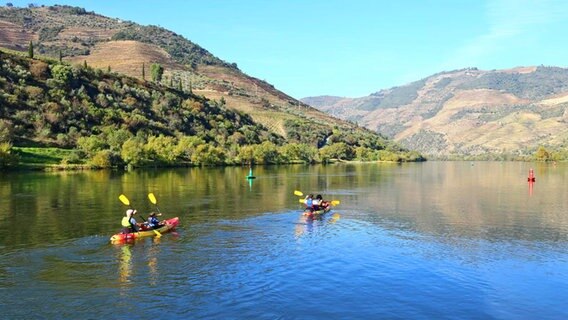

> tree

[
  {"left": 253, "top": 141, "right": 280, "bottom": 164},
  {"left": 58, "top": 50, "right": 63, "bottom": 62},
  {"left": 121, "top": 138, "right": 147, "bottom": 167},
  {"left": 151, "top": 63, "right": 164, "bottom": 82},
  {"left": 175, "top": 136, "right": 204, "bottom": 161},
  {"left": 0, "top": 119, "right": 14, "bottom": 143},
  {"left": 145, "top": 135, "right": 178, "bottom": 164},
  {"left": 281, "top": 143, "right": 317, "bottom": 163},
  {"left": 236, "top": 145, "right": 255, "bottom": 164},
  {"left": 319, "top": 142, "right": 354, "bottom": 161},
  {"left": 535, "top": 146, "right": 551, "bottom": 161},
  {"left": 50, "top": 64, "right": 73, "bottom": 87},
  {"left": 28, "top": 40, "right": 33, "bottom": 59},
  {"left": 191, "top": 144, "right": 226, "bottom": 166},
  {"left": 0, "top": 142, "right": 19, "bottom": 168},
  {"left": 142, "top": 62, "right": 145, "bottom": 80},
  {"left": 89, "top": 150, "right": 113, "bottom": 168},
  {"left": 77, "top": 135, "right": 107, "bottom": 157}
]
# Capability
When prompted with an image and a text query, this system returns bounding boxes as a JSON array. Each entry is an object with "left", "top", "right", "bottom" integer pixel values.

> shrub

[
  {"left": 89, "top": 150, "right": 113, "bottom": 168},
  {"left": 60, "top": 151, "right": 82, "bottom": 164},
  {"left": 29, "top": 60, "right": 50, "bottom": 79},
  {"left": 50, "top": 64, "right": 73, "bottom": 87},
  {"left": 0, "top": 142, "right": 19, "bottom": 168}
]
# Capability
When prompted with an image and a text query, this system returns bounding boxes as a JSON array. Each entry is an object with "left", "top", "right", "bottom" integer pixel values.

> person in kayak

[
  {"left": 121, "top": 209, "right": 140, "bottom": 233},
  {"left": 304, "top": 194, "right": 314, "bottom": 209},
  {"left": 312, "top": 195, "right": 321, "bottom": 210},
  {"left": 146, "top": 212, "right": 163, "bottom": 229},
  {"left": 313, "top": 194, "right": 329, "bottom": 210}
]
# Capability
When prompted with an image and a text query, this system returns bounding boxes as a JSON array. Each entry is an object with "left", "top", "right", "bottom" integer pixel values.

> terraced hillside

[
  {"left": 303, "top": 67, "right": 568, "bottom": 159},
  {"left": 0, "top": 4, "right": 382, "bottom": 148}
]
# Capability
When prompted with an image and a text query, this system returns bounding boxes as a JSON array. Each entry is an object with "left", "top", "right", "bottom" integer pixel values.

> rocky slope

[{"left": 303, "top": 67, "right": 568, "bottom": 158}]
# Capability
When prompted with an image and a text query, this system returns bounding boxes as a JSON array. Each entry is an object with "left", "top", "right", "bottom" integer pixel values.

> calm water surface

[{"left": 0, "top": 162, "right": 567, "bottom": 319}]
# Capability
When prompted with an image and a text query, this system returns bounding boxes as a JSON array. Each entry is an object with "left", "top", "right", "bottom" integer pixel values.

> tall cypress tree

[
  {"left": 150, "top": 63, "right": 164, "bottom": 82},
  {"left": 142, "top": 62, "right": 145, "bottom": 80},
  {"left": 28, "top": 40, "right": 33, "bottom": 59}
]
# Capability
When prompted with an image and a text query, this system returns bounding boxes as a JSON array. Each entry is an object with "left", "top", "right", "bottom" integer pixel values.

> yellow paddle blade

[
  {"left": 119, "top": 194, "right": 130, "bottom": 206},
  {"left": 294, "top": 190, "right": 303, "bottom": 197},
  {"left": 148, "top": 192, "right": 157, "bottom": 204},
  {"left": 153, "top": 229, "right": 162, "bottom": 237},
  {"left": 299, "top": 198, "right": 305, "bottom": 203},
  {"left": 331, "top": 200, "right": 340, "bottom": 206}
]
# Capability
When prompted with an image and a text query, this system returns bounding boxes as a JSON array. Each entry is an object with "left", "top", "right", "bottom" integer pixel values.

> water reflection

[
  {"left": 346, "top": 162, "right": 568, "bottom": 244},
  {"left": 294, "top": 211, "right": 341, "bottom": 239},
  {"left": 147, "top": 237, "right": 161, "bottom": 286},
  {"left": 118, "top": 245, "right": 132, "bottom": 287},
  {"left": 1, "top": 162, "right": 567, "bottom": 249}
]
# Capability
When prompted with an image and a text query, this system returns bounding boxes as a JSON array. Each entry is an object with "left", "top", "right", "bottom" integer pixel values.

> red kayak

[{"left": 110, "top": 217, "right": 179, "bottom": 242}]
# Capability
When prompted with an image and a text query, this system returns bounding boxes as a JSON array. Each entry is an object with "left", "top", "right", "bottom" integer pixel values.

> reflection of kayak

[
  {"left": 303, "top": 207, "right": 331, "bottom": 218},
  {"left": 110, "top": 217, "right": 180, "bottom": 242}
]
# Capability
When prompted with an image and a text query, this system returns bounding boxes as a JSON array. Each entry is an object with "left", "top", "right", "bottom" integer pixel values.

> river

[{"left": 0, "top": 162, "right": 567, "bottom": 319}]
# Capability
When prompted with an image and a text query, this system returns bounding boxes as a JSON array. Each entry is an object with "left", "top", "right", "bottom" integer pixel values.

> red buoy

[{"left": 528, "top": 168, "right": 535, "bottom": 182}]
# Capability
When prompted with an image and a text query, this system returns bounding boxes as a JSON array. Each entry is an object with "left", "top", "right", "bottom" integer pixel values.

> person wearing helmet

[{"left": 121, "top": 209, "right": 140, "bottom": 233}]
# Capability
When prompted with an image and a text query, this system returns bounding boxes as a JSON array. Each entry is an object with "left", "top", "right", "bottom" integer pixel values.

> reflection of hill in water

[
  {"left": 348, "top": 162, "right": 568, "bottom": 243},
  {"left": 1, "top": 162, "right": 567, "bottom": 248}
]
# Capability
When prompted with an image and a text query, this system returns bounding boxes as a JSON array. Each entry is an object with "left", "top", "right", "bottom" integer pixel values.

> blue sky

[{"left": 9, "top": 0, "right": 568, "bottom": 98}]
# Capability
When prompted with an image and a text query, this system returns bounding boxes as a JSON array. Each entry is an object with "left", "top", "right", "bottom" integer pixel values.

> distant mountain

[
  {"left": 0, "top": 4, "right": 412, "bottom": 155},
  {"left": 303, "top": 67, "right": 568, "bottom": 158}
]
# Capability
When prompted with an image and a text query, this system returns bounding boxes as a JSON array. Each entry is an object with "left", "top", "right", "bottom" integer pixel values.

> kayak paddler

[
  {"left": 146, "top": 212, "right": 163, "bottom": 229},
  {"left": 121, "top": 209, "right": 140, "bottom": 233}
]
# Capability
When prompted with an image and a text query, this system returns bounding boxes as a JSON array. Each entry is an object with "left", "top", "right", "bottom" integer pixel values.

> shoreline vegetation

[
  {"left": 0, "top": 48, "right": 425, "bottom": 171},
  {"left": 5, "top": 145, "right": 558, "bottom": 172},
  {"left": 7, "top": 146, "right": 425, "bottom": 171}
]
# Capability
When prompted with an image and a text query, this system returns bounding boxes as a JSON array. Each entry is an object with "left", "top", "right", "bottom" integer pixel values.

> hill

[
  {"left": 0, "top": 4, "right": 401, "bottom": 151},
  {"left": 0, "top": 5, "right": 424, "bottom": 167},
  {"left": 303, "top": 67, "right": 568, "bottom": 159}
]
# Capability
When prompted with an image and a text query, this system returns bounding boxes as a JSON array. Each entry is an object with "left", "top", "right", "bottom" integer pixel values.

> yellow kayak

[{"left": 110, "top": 217, "right": 179, "bottom": 242}]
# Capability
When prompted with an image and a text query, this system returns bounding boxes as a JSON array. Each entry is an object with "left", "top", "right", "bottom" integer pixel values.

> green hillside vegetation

[{"left": 0, "top": 49, "right": 423, "bottom": 169}]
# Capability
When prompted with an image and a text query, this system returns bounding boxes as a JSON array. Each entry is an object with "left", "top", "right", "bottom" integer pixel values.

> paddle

[
  {"left": 119, "top": 194, "right": 161, "bottom": 237},
  {"left": 119, "top": 194, "right": 130, "bottom": 207},
  {"left": 294, "top": 190, "right": 303, "bottom": 197},
  {"left": 298, "top": 198, "right": 340, "bottom": 206},
  {"left": 147, "top": 192, "right": 165, "bottom": 231},
  {"left": 148, "top": 192, "right": 161, "bottom": 214}
]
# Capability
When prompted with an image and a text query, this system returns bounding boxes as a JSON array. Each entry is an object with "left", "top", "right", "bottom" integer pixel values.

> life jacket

[
  {"left": 121, "top": 216, "right": 130, "bottom": 227},
  {"left": 148, "top": 216, "right": 159, "bottom": 228},
  {"left": 305, "top": 198, "right": 313, "bottom": 207}
]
